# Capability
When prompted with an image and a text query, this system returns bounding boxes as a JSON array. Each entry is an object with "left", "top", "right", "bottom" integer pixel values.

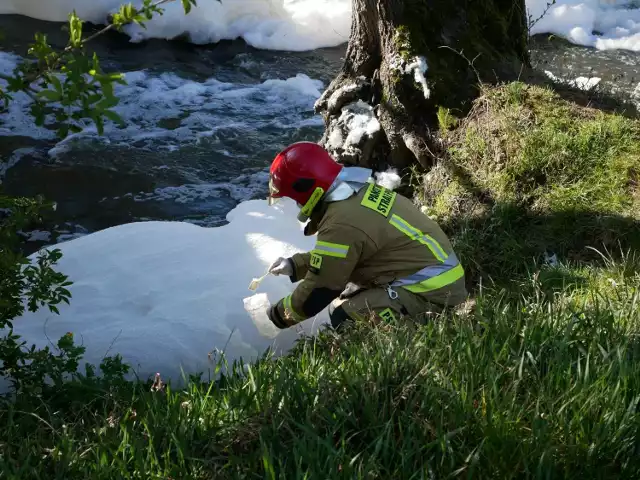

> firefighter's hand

[{"left": 268, "top": 257, "right": 293, "bottom": 276}]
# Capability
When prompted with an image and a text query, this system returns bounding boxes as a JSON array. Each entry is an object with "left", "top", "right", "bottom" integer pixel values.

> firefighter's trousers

[{"left": 328, "top": 286, "right": 445, "bottom": 329}]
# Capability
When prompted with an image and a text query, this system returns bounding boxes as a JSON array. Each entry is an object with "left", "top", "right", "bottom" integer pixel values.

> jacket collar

[
  {"left": 324, "top": 167, "right": 373, "bottom": 203},
  {"left": 303, "top": 167, "right": 374, "bottom": 236}
]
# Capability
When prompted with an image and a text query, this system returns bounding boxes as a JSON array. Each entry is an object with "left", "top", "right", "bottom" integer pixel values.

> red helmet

[{"left": 268, "top": 142, "right": 343, "bottom": 220}]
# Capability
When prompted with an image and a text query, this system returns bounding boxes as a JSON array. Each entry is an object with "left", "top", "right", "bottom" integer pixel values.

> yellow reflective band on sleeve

[
  {"left": 283, "top": 295, "right": 304, "bottom": 322},
  {"left": 403, "top": 264, "right": 465, "bottom": 294},
  {"left": 361, "top": 183, "right": 397, "bottom": 217},
  {"left": 313, "top": 241, "right": 349, "bottom": 258},
  {"left": 389, "top": 214, "right": 448, "bottom": 263}
]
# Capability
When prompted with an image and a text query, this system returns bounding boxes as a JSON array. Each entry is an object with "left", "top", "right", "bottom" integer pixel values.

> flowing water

[
  {"left": 1, "top": 5, "right": 639, "bottom": 251},
  {"left": 0, "top": 15, "right": 344, "bottom": 246}
]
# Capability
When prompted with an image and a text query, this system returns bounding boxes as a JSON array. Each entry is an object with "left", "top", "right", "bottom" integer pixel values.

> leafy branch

[
  {"left": 0, "top": 0, "right": 198, "bottom": 138},
  {"left": 527, "top": 0, "right": 557, "bottom": 33}
]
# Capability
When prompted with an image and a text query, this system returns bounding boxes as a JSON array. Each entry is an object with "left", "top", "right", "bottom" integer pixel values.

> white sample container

[{"left": 243, "top": 293, "right": 282, "bottom": 339}]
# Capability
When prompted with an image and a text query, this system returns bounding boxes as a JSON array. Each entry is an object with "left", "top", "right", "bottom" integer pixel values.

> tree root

[{"left": 314, "top": 74, "right": 371, "bottom": 116}]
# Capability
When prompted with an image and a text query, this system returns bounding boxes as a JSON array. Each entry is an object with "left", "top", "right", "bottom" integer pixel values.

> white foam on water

[
  {"left": 124, "top": 170, "right": 270, "bottom": 205},
  {"left": 56, "top": 226, "right": 90, "bottom": 243},
  {"left": 0, "top": 0, "right": 122, "bottom": 22},
  {"left": 528, "top": 0, "right": 640, "bottom": 51},
  {"left": 1, "top": 198, "right": 329, "bottom": 392},
  {"left": 1, "top": 171, "right": 401, "bottom": 392},
  {"left": 1, "top": 57, "right": 324, "bottom": 152},
  {"left": 0, "top": 0, "right": 352, "bottom": 51},
  {"left": 0, "top": 53, "right": 57, "bottom": 141},
  {"left": 105, "top": 71, "right": 323, "bottom": 149},
  {"left": 544, "top": 70, "right": 603, "bottom": 90},
  {"left": 2, "top": 0, "right": 640, "bottom": 54},
  {"left": 20, "top": 230, "right": 53, "bottom": 242}
]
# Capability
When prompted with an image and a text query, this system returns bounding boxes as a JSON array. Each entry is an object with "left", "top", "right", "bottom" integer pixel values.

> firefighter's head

[{"left": 268, "top": 142, "right": 342, "bottom": 222}]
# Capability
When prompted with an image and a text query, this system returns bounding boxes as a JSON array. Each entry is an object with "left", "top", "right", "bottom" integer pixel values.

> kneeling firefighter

[{"left": 265, "top": 142, "right": 467, "bottom": 330}]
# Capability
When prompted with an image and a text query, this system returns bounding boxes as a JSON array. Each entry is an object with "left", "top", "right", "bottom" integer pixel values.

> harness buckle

[{"left": 386, "top": 285, "right": 399, "bottom": 300}]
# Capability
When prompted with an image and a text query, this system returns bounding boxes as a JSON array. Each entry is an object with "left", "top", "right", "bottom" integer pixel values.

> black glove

[{"left": 266, "top": 303, "right": 288, "bottom": 329}]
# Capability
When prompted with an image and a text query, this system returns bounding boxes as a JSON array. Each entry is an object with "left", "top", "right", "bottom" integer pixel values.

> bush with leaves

[
  {"left": 0, "top": 0, "right": 197, "bottom": 395},
  {"left": 0, "top": 0, "right": 198, "bottom": 137},
  {"left": 0, "top": 195, "right": 84, "bottom": 394}
]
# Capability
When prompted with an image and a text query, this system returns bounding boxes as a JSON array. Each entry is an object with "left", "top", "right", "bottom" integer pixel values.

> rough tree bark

[{"left": 316, "top": 0, "right": 529, "bottom": 170}]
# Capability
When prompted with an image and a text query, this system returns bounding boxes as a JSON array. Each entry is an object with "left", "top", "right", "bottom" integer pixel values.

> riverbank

[{"left": 2, "top": 81, "right": 639, "bottom": 478}]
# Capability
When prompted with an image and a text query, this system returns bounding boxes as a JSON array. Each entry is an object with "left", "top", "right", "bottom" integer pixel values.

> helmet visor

[{"left": 267, "top": 175, "right": 281, "bottom": 206}]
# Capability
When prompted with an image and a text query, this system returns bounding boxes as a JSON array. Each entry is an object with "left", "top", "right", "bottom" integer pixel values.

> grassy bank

[
  {"left": 1, "top": 83, "right": 640, "bottom": 479},
  {"left": 419, "top": 82, "right": 640, "bottom": 288}
]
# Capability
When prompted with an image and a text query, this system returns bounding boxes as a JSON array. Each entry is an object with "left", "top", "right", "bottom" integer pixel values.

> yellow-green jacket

[{"left": 273, "top": 182, "right": 467, "bottom": 326}]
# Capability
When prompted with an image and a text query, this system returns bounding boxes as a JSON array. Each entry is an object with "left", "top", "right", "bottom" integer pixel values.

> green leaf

[
  {"left": 87, "top": 94, "right": 103, "bottom": 105},
  {"left": 68, "top": 11, "right": 84, "bottom": 48},
  {"left": 36, "top": 89, "right": 60, "bottom": 102},
  {"left": 105, "top": 72, "right": 126, "bottom": 84},
  {"left": 124, "top": 4, "right": 136, "bottom": 22},
  {"left": 94, "top": 115, "right": 105, "bottom": 135},
  {"left": 0, "top": 88, "right": 11, "bottom": 109},
  {"left": 6, "top": 75, "right": 26, "bottom": 93},
  {"left": 28, "top": 32, "right": 54, "bottom": 60},
  {"left": 31, "top": 103, "right": 46, "bottom": 126},
  {"left": 49, "top": 75, "right": 63, "bottom": 95},
  {"left": 96, "top": 97, "right": 119, "bottom": 110},
  {"left": 182, "top": 0, "right": 193, "bottom": 14},
  {"left": 57, "top": 124, "right": 70, "bottom": 138},
  {"left": 102, "top": 110, "right": 126, "bottom": 127},
  {"left": 101, "top": 81, "right": 115, "bottom": 100}
]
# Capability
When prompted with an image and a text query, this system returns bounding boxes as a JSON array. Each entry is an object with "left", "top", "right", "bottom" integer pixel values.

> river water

[{"left": 1, "top": 13, "right": 639, "bottom": 251}]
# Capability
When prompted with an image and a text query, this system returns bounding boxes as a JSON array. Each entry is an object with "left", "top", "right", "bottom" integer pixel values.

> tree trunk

[{"left": 316, "top": 0, "right": 529, "bottom": 170}]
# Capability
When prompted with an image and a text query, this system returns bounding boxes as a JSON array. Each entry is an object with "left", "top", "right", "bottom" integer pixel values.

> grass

[
  {"left": 417, "top": 82, "right": 640, "bottom": 288},
  {"left": 1, "top": 260, "right": 639, "bottom": 479},
  {"left": 1, "top": 82, "right": 640, "bottom": 478}
]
